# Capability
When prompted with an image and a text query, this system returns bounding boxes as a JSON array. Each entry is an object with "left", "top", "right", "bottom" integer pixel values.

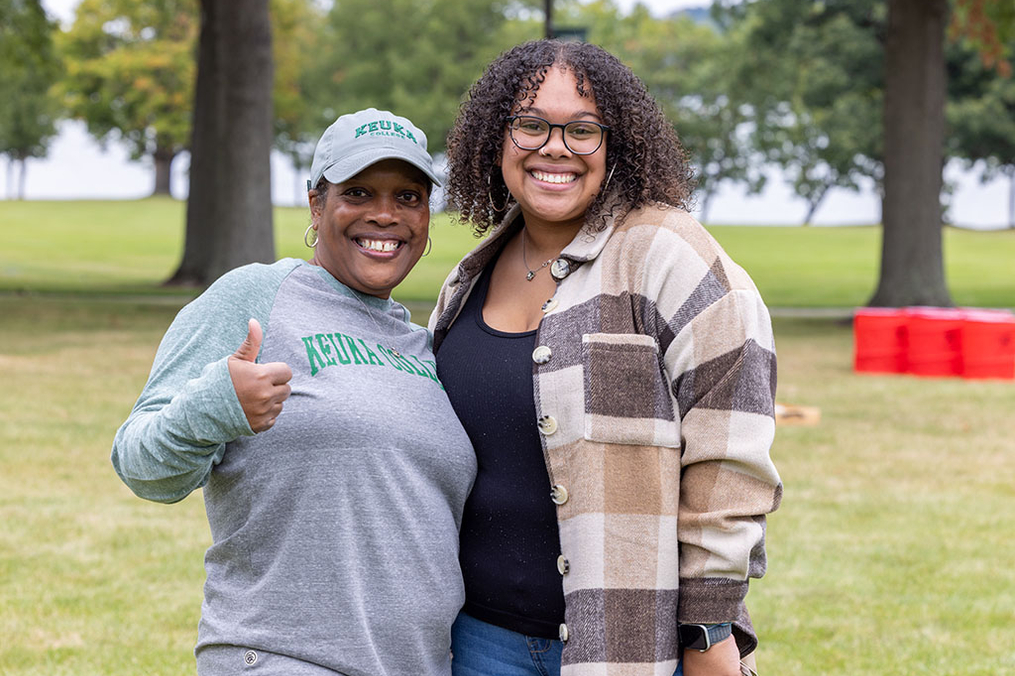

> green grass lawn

[
  {"left": 2, "top": 198, "right": 1013, "bottom": 307},
  {"left": 2, "top": 299, "right": 1013, "bottom": 675},
  {"left": 1, "top": 199, "right": 1014, "bottom": 674}
]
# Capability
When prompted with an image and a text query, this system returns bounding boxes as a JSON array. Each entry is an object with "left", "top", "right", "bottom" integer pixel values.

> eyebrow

[{"left": 520, "top": 107, "right": 602, "bottom": 122}]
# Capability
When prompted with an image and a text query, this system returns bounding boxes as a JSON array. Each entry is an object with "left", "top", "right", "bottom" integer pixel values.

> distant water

[{"left": 3, "top": 119, "right": 1010, "bottom": 230}]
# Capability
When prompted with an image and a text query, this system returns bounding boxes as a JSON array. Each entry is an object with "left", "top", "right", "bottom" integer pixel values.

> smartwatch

[{"left": 678, "top": 622, "right": 732, "bottom": 652}]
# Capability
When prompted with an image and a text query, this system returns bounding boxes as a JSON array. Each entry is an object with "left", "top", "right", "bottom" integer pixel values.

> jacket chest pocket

[{"left": 581, "top": 333, "right": 680, "bottom": 447}]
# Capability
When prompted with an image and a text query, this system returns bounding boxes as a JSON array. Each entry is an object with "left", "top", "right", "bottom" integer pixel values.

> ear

[{"left": 308, "top": 187, "right": 325, "bottom": 221}]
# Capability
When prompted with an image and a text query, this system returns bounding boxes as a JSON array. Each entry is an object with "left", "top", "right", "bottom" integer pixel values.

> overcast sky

[{"left": 6, "top": 0, "right": 1010, "bottom": 227}]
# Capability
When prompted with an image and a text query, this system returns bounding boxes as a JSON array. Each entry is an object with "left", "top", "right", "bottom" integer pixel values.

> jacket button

[
  {"left": 537, "top": 415, "right": 558, "bottom": 435},
  {"left": 559, "top": 623, "right": 569, "bottom": 642},
  {"left": 243, "top": 650, "right": 258, "bottom": 665},
  {"left": 550, "top": 484, "right": 569, "bottom": 505},
  {"left": 532, "top": 345, "right": 552, "bottom": 364},
  {"left": 550, "top": 259, "right": 570, "bottom": 280},
  {"left": 541, "top": 298, "right": 559, "bottom": 313},
  {"left": 557, "top": 554, "right": 570, "bottom": 575}
]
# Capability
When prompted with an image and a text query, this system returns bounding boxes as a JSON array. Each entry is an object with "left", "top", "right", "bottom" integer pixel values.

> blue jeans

[{"left": 450, "top": 611, "right": 683, "bottom": 676}]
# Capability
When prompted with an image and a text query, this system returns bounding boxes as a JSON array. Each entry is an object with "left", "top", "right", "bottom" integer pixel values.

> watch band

[{"left": 678, "top": 622, "right": 733, "bottom": 652}]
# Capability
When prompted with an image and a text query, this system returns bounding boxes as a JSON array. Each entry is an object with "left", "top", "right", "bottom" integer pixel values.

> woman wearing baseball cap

[{"left": 112, "top": 109, "right": 475, "bottom": 675}]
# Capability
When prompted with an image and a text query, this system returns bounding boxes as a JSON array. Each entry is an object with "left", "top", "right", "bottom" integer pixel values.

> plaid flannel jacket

[{"left": 430, "top": 203, "right": 782, "bottom": 674}]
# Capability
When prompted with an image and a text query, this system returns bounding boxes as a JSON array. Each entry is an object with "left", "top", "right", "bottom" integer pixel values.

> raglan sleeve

[
  {"left": 652, "top": 238, "right": 782, "bottom": 656},
  {"left": 110, "top": 265, "right": 278, "bottom": 504}
]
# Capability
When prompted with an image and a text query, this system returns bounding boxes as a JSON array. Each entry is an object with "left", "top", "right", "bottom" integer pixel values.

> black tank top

[{"left": 435, "top": 260, "right": 566, "bottom": 638}]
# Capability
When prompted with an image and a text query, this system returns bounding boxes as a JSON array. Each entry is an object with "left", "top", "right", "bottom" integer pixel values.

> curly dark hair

[{"left": 445, "top": 39, "right": 695, "bottom": 236}]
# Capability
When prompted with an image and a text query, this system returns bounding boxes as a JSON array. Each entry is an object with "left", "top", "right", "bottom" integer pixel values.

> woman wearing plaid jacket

[{"left": 430, "top": 40, "right": 781, "bottom": 676}]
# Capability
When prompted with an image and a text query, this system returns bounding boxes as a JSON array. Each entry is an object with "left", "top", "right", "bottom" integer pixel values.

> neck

[{"left": 520, "top": 215, "right": 583, "bottom": 261}]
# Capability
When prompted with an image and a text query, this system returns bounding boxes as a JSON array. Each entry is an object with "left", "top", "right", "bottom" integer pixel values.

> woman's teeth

[
  {"left": 530, "top": 170, "right": 577, "bottom": 184},
  {"left": 357, "top": 238, "right": 401, "bottom": 253}
]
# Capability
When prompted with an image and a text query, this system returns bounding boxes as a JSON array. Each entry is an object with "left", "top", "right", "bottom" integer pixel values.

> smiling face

[
  {"left": 309, "top": 158, "right": 430, "bottom": 298},
  {"left": 499, "top": 66, "right": 607, "bottom": 234}
]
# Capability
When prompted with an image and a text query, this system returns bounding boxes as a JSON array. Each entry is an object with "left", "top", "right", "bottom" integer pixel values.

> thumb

[{"left": 232, "top": 318, "right": 262, "bottom": 363}]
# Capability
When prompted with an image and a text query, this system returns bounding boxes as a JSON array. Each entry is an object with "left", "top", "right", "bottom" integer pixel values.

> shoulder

[
  {"left": 609, "top": 203, "right": 717, "bottom": 263},
  {"left": 174, "top": 259, "right": 303, "bottom": 340},
  {"left": 606, "top": 203, "right": 759, "bottom": 295},
  {"left": 203, "top": 258, "right": 302, "bottom": 300}
]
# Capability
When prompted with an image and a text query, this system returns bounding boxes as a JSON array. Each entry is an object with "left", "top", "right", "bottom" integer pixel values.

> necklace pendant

[
  {"left": 390, "top": 348, "right": 401, "bottom": 357},
  {"left": 526, "top": 271, "right": 535, "bottom": 281}
]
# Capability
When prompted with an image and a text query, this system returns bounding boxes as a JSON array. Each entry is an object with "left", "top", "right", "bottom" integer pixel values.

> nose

[
  {"left": 366, "top": 195, "right": 398, "bottom": 226},
  {"left": 540, "top": 126, "right": 572, "bottom": 158}
]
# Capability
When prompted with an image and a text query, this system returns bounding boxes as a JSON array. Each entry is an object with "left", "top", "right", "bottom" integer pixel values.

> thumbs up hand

[{"left": 227, "top": 318, "right": 293, "bottom": 433}]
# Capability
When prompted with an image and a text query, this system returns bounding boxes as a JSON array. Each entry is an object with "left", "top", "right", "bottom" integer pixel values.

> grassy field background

[
  {"left": 1, "top": 198, "right": 1014, "bottom": 675},
  {"left": 2, "top": 197, "right": 1014, "bottom": 307}
]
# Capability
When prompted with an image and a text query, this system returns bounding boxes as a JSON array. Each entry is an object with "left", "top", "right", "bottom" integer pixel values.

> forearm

[{"left": 111, "top": 357, "right": 251, "bottom": 503}]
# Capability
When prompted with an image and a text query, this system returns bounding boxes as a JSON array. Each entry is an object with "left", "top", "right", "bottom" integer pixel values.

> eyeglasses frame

[{"left": 505, "top": 115, "right": 609, "bottom": 156}]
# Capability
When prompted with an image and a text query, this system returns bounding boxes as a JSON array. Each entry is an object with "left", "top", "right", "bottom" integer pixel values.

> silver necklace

[
  {"left": 347, "top": 286, "right": 404, "bottom": 357},
  {"left": 311, "top": 259, "right": 406, "bottom": 357},
  {"left": 521, "top": 229, "right": 556, "bottom": 282}
]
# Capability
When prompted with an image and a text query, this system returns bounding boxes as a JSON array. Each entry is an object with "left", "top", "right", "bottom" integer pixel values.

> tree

[
  {"left": 59, "top": 0, "right": 198, "bottom": 196},
  {"left": 720, "top": 0, "right": 1012, "bottom": 305},
  {"left": 869, "top": 0, "right": 951, "bottom": 306},
  {"left": 950, "top": 0, "right": 1015, "bottom": 76},
  {"left": 570, "top": 1, "right": 764, "bottom": 222},
  {"left": 167, "top": 0, "right": 274, "bottom": 285},
  {"left": 763, "top": 11, "right": 884, "bottom": 224},
  {"left": 948, "top": 67, "right": 1015, "bottom": 228},
  {"left": 947, "top": 16, "right": 1015, "bottom": 227},
  {"left": 725, "top": 0, "right": 885, "bottom": 225},
  {"left": 0, "top": 0, "right": 61, "bottom": 199},
  {"left": 308, "top": 0, "right": 517, "bottom": 155},
  {"left": 59, "top": 0, "right": 320, "bottom": 199},
  {"left": 267, "top": 0, "right": 325, "bottom": 199}
]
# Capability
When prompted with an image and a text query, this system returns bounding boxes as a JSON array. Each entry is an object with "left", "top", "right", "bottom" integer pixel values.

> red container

[
  {"left": 960, "top": 309, "right": 1015, "bottom": 380},
  {"left": 905, "top": 307, "right": 963, "bottom": 377},
  {"left": 854, "top": 308, "right": 908, "bottom": 374}
]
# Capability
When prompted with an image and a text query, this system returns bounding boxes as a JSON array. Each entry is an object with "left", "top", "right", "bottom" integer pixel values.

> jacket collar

[{"left": 453, "top": 201, "right": 623, "bottom": 286}]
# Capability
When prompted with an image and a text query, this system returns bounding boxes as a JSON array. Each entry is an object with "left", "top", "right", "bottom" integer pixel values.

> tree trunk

[
  {"left": 801, "top": 184, "right": 830, "bottom": 226},
  {"left": 698, "top": 187, "right": 714, "bottom": 225},
  {"left": 152, "top": 146, "right": 175, "bottom": 196},
  {"left": 1008, "top": 168, "right": 1014, "bottom": 229},
  {"left": 165, "top": 0, "right": 275, "bottom": 287},
  {"left": 166, "top": 0, "right": 217, "bottom": 286},
  {"left": 166, "top": 0, "right": 216, "bottom": 286},
  {"left": 3, "top": 156, "right": 12, "bottom": 199},
  {"left": 16, "top": 156, "right": 27, "bottom": 200},
  {"left": 869, "top": 0, "right": 952, "bottom": 307}
]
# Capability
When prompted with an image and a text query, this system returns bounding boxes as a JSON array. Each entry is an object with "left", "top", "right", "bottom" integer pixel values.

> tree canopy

[
  {"left": 306, "top": 0, "right": 526, "bottom": 155},
  {"left": 57, "top": 0, "right": 321, "bottom": 196},
  {"left": 0, "top": 0, "right": 61, "bottom": 198},
  {"left": 572, "top": 2, "right": 765, "bottom": 221},
  {"left": 58, "top": 0, "right": 198, "bottom": 195},
  {"left": 10, "top": 0, "right": 1015, "bottom": 299},
  {"left": 947, "top": 36, "right": 1015, "bottom": 226}
]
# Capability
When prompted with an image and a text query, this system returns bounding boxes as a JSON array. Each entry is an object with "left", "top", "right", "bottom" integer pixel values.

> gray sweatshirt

[{"left": 111, "top": 259, "right": 477, "bottom": 676}]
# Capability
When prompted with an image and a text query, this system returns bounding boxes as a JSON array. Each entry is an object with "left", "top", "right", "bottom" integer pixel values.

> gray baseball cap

[{"left": 309, "top": 108, "right": 441, "bottom": 189}]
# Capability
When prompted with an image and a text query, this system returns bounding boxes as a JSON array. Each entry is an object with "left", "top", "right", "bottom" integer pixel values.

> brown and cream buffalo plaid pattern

[{"left": 431, "top": 203, "right": 782, "bottom": 675}]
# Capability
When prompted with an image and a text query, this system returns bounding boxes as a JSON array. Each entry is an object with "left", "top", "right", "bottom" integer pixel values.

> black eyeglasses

[{"left": 506, "top": 115, "right": 609, "bottom": 155}]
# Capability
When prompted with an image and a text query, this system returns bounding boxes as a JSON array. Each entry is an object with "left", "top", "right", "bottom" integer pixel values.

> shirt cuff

[{"left": 678, "top": 577, "right": 757, "bottom": 657}]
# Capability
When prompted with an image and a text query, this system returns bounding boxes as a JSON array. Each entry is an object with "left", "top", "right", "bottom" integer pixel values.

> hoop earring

[
  {"left": 422, "top": 236, "right": 432, "bottom": 257},
  {"left": 602, "top": 162, "right": 617, "bottom": 195},
  {"left": 304, "top": 223, "right": 318, "bottom": 248},
  {"left": 487, "top": 174, "right": 511, "bottom": 213}
]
